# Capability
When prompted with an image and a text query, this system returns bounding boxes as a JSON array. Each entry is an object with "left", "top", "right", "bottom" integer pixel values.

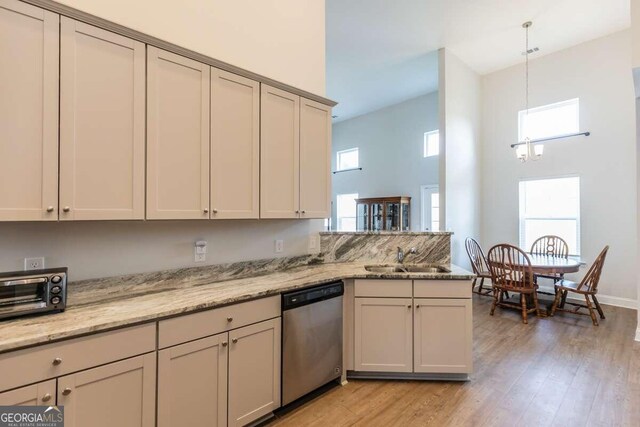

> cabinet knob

[
  {"left": 222, "top": 341, "right": 228, "bottom": 347},
  {"left": 62, "top": 206, "right": 70, "bottom": 213},
  {"left": 212, "top": 208, "right": 218, "bottom": 214},
  {"left": 203, "top": 208, "right": 209, "bottom": 214},
  {"left": 62, "top": 388, "right": 72, "bottom": 396},
  {"left": 232, "top": 338, "right": 238, "bottom": 344},
  {"left": 52, "top": 357, "right": 62, "bottom": 366},
  {"left": 301, "top": 210, "right": 306, "bottom": 214},
  {"left": 407, "top": 305, "right": 412, "bottom": 308},
  {"left": 226, "top": 317, "right": 233, "bottom": 322},
  {"left": 42, "top": 393, "right": 52, "bottom": 402},
  {"left": 295, "top": 210, "right": 300, "bottom": 214},
  {"left": 46, "top": 206, "right": 54, "bottom": 213},
  {"left": 416, "top": 304, "right": 420, "bottom": 308}
]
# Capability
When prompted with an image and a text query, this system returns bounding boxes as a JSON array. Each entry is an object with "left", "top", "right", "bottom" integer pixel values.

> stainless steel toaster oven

[{"left": 0, "top": 268, "right": 67, "bottom": 320}]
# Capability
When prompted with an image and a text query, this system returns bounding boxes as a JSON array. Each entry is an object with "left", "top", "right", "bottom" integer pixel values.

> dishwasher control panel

[{"left": 282, "top": 282, "right": 344, "bottom": 310}]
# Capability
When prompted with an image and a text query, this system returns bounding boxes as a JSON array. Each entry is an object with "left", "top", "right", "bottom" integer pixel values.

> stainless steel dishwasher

[{"left": 282, "top": 281, "right": 343, "bottom": 406}]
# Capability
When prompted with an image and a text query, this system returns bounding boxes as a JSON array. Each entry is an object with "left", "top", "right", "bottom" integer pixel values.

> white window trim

[
  {"left": 336, "top": 147, "right": 359, "bottom": 171},
  {"left": 336, "top": 192, "right": 359, "bottom": 232},
  {"left": 518, "top": 98, "right": 579, "bottom": 142},
  {"left": 423, "top": 130, "right": 439, "bottom": 157},
  {"left": 518, "top": 175, "right": 581, "bottom": 256}
]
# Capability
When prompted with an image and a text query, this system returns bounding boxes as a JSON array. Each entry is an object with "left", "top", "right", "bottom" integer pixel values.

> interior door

[
  {"left": 158, "top": 333, "right": 228, "bottom": 427},
  {"left": 146, "top": 47, "right": 210, "bottom": 219},
  {"left": 59, "top": 18, "right": 145, "bottom": 220},
  {"left": 0, "top": 379, "right": 56, "bottom": 406},
  {"left": 228, "top": 318, "right": 281, "bottom": 427},
  {"left": 210, "top": 69, "right": 260, "bottom": 219},
  {"left": 0, "top": 0, "right": 59, "bottom": 221},
  {"left": 299, "top": 98, "right": 331, "bottom": 219},
  {"left": 260, "top": 85, "right": 300, "bottom": 219},
  {"left": 58, "top": 354, "right": 156, "bottom": 427},
  {"left": 354, "top": 297, "right": 413, "bottom": 373}
]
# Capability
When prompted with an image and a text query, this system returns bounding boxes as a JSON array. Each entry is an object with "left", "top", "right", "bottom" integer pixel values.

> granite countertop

[{"left": 0, "top": 261, "right": 474, "bottom": 354}]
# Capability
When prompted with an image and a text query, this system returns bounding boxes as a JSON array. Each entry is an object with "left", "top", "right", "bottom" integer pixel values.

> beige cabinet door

[
  {"left": 59, "top": 18, "right": 145, "bottom": 220},
  {"left": 0, "top": 0, "right": 58, "bottom": 221},
  {"left": 147, "top": 47, "right": 210, "bottom": 219},
  {"left": 158, "top": 333, "right": 228, "bottom": 427},
  {"left": 354, "top": 297, "right": 413, "bottom": 373},
  {"left": 299, "top": 98, "right": 331, "bottom": 219},
  {"left": 0, "top": 379, "right": 56, "bottom": 406},
  {"left": 414, "top": 298, "right": 473, "bottom": 374},
  {"left": 58, "top": 353, "right": 156, "bottom": 427},
  {"left": 210, "top": 69, "right": 260, "bottom": 219},
  {"left": 228, "top": 318, "right": 281, "bottom": 427},
  {"left": 260, "top": 85, "right": 300, "bottom": 219}
]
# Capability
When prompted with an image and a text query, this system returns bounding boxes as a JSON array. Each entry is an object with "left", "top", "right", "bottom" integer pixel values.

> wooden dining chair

[
  {"left": 530, "top": 235, "right": 569, "bottom": 282},
  {"left": 487, "top": 244, "right": 541, "bottom": 324},
  {"left": 465, "top": 238, "right": 492, "bottom": 296},
  {"left": 550, "top": 246, "right": 609, "bottom": 326}
]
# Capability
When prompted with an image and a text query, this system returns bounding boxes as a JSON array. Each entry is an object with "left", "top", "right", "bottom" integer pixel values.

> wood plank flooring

[{"left": 269, "top": 295, "right": 640, "bottom": 427}]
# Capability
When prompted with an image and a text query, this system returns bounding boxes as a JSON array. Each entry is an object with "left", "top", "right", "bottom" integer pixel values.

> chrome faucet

[{"left": 397, "top": 247, "right": 417, "bottom": 263}]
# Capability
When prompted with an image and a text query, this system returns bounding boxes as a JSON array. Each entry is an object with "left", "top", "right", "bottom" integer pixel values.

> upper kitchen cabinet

[
  {"left": 299, "top": 98, "right": 331, "bottom": 218},
  {"left": 210, "top": 69, "right": 260, "bottom": 219},
  {"left": 260, "top": 85, "right": 300, "bottom": 219},
  {"left": 0, "top": 0, "right": 59, "bottom": 221},
  {"left": 147, "top": 47, "right": 210, "bottom": 220},
  {"left": 59, "top": 18, "right": 145, "bottom": 220}
]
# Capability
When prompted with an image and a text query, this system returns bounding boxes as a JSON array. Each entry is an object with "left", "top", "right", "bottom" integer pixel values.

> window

[
  {"left": 430, "top": 192, "right": 440, "bottom": 232},
  {"left": 518, "top": 98, "right": 579, "bottom": 142},
  {"left": 336, "top": 193, "right": 358, "bottom": 231},
  {"left": 336, "top": 148, "right": 359, "bottom": 171},
  {"left": 519, "top": 177, "right": 580, "bottom": 255},
  {"left": 423, "top": 130, "right": 439, "bottom": 157}
]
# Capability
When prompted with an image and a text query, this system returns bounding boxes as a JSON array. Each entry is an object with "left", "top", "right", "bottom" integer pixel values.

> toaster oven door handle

[{"left": 0, "top": 278, "right": 49, "bottom": 287}]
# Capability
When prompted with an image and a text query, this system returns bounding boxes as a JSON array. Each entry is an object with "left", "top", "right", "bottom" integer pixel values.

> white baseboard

[{"left": 537, "top": 285, "right": 638, "bottom": 310}]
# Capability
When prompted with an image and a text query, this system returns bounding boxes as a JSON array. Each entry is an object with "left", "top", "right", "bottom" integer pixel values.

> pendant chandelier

[{"left": 516, "top": 21, "right": 541, "bottom": 162}]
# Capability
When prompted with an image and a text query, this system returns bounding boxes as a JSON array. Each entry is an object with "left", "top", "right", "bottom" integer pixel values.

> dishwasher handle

[{"left": 282, "top": 281, "right": 344, "bottom": 311}]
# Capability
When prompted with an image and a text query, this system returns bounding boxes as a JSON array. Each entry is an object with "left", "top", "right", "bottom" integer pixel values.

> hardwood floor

[{"left": 269, "top": 295, "right": 640, "bottom": 427}]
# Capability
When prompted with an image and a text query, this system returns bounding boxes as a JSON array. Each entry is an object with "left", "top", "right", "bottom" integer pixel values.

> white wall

[
  {"left": 331, "top": 92, "right": 440, "bottom": 231},
  {"left": 0, "top": 220, "right": 322, "bottom": 280},
  {"left": 440, "top": 49, "right": 482, "bottom": 269},
  {"left": 52, "top": 0, "right": 326, "bottom": 95},
  {"left": 482, "top": 30, "right": 637, "bottom": 306}
]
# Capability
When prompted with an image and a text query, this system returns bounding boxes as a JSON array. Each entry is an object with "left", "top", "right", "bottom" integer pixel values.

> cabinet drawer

[
  {"left": 413, "top": 280, "right": 472, "bottom": 298},
  {"left": 0, "top": 323, "right": 155, "bottom": 392},
  {"left": 354, "top": 280, "right": 412, "bottom": 298},
  {"left": 159, "top": 296, "right": 280, "bottom": 349}
]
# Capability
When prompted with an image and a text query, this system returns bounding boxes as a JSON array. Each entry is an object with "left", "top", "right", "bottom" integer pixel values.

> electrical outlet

[
  {"left": 24, "top": 257, "right": 45, "bottom": 270},
  {"left": 275, "top": 239, "right": 284, "bottom": 253},
  {"left": 194, "top": 240, "right": 207, "bottom": 262},
  {"left": 308, "top": 234, "right": 319, "bottom": 252}
]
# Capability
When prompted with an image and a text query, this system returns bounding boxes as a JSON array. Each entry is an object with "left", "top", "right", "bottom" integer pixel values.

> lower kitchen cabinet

[
  {"left": 229, "top": 318, "right": 281, "bottom": 427},
  {"left": 354, "top": 297, "right": 413, "bottom": 373},
  {"left": 158, "top": 334, "right": 228, "bottom": 427},
  {"left": 414, "top": 299, "right": 473, "bottom": 374},
  {"left": 0, "top": 380, "right": 56, "bottom": 406},
  {"left": 57, "top": 353, "right": 156, "bottom": 427}
]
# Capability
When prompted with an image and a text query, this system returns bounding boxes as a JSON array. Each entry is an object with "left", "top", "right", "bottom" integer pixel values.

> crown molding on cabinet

[{"left": 20, "top": 0, "right": 338, "bottom": 108}]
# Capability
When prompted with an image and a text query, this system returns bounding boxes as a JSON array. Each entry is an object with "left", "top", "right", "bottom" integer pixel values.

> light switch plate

[
  {"left": 275, "top": 239, "right": 284, "bottom": 253},
  {"left": 308, "top": 234, "right": 319, "bottom": 252}
]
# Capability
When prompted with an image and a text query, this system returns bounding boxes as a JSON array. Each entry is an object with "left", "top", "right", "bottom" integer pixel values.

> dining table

[{"left": 525, "top": 253, "right": 582, "bottom": 276}]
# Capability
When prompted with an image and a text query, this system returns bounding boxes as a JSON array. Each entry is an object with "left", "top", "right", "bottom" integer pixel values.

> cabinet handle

[
  {"left": 62, "top": 206, "right": 70, "bottom": 213},
  {"left": 222, "top": 341, "right": 228, "bottom": 347},
  {"left": 203, "top": 208, "right": 209, "bottom": 214},
  {"left": 42, "top": 393, "right": 52, "bottom": 402},
  {"left": 226, "top": 317, "right": 233, "bottom": 322},
  {"left": 46, "top": 206, "right": 54, "bottom": 213},
  {"left": 232, "top": 338, "right": 238, "bottom": 344},
  {"left": 62, "top": 388, "right": 72, "bottom": 396},
  {"left": 212, "top": 208, "right": 218, "bottom": 214},
  {"left": 52, "top": 357, "right": 62, "bottom": 366}
]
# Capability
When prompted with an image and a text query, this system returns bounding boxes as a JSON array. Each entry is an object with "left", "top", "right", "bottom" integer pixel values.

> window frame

[
  {"left": 423, "top": 130, "right": 439, "bottom": 157},
  {"left": 518, "top": 175, "right": 581, "bottom": 256},
  {"left": 336, "top": 192, "right": 359, "bottom": 232},
  {"left": 336, "top": 147, "right": 359, "bottom": 171},
  {"left": 518, "top": 98, "right": 580, "bottom": 142}
]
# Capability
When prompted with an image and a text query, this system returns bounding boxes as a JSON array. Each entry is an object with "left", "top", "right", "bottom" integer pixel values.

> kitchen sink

[{"left": 364, "top": 264, "right": 450, "bottom": 274}]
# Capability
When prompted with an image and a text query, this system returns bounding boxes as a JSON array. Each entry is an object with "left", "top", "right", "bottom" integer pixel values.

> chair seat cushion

[{"left": 555, "top": 279, "right": 589, "bottom": 294}]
